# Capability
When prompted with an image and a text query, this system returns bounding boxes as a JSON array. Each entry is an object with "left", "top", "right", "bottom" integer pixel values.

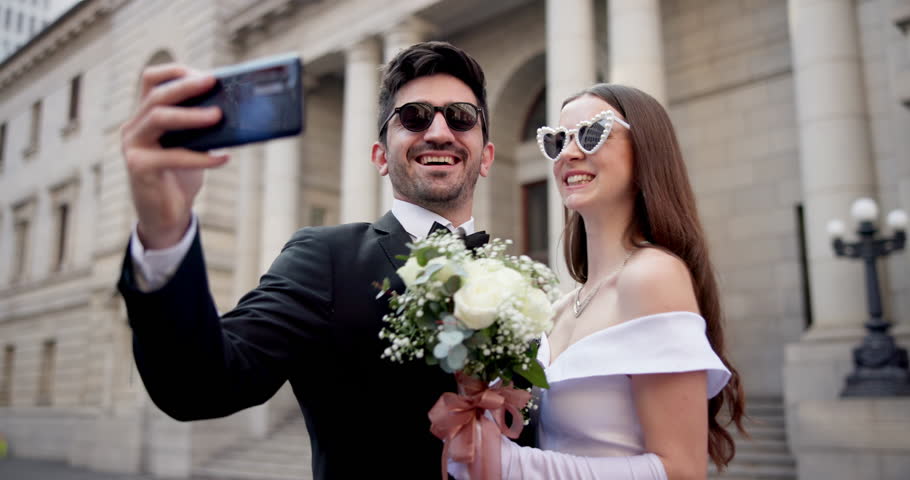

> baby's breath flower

[{"left": 378, "top": 231, "right": 557, "bottom": 390}]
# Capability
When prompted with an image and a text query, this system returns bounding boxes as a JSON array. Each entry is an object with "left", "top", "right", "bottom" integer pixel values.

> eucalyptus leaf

[
  {"left": 442, "top": 275, "right": 462, "bottom": 295},
  {"left": 416, "top": 249, "right": 428, "bottom": 266},
  {"left": 514, "top": 361, "right": 549, "bottom": 389},
  {"left": 414, "top": 262, "right": 444, "bottom": 284},
  {"left": 446, "top": 344, "right": 468, "bottom": 370},
  {"left": 464, "top": 330, "right": 490, "bottom": 348},
  {"left": 433, "top": 342, "right": 451, "bottom": 359}
]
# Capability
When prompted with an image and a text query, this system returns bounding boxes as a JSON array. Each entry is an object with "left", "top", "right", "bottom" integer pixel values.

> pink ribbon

[{"left": 428, "top": 372, "right": 531, "bottom": 480}]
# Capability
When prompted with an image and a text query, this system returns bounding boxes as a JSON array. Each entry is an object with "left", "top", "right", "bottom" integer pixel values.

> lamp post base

[
  {"left": 841, "top": 329, "right": 910, "bottom": 397},
  {"left": 841, "top": 366, "right": 910, "bottom": 396}
]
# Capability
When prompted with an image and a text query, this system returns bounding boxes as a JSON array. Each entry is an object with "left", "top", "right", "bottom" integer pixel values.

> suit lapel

[{"left": 374, "top": 211, "right": 411, "bottom": 272}]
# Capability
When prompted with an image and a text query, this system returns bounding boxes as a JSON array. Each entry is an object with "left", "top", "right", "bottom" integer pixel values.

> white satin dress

[{"left": 497, "top": 310, "right": 732, "bottom": 479}]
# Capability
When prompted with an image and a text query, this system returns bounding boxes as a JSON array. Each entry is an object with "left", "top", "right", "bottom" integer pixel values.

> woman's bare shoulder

[{"left": 616, "top": 247, "right": 699, "bottom": 321}]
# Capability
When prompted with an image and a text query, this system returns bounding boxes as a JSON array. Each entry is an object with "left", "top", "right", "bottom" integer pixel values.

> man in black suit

[{"left": 118, "top": 42, "right": 495, "bottom": 479}]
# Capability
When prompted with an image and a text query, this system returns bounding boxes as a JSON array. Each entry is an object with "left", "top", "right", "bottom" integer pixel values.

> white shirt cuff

[{"left": 130, "top": 216, "right": 198, "bottom": 292}]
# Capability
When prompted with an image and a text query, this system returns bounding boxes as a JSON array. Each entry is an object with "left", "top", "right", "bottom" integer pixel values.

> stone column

[
  {"left": 379, "top": 17, "right": 434, "bottom": 215},
  {"left": 608, "top": 0, "right": 667, "bottom": 105},
  {"left": 340, "top": 38, "right": 382, "bottom": 223},
  {"left": 260, "top": 138, "right": 301, "bottom": 273},
  {"left": 545, "top": 0, "right": 597, "bottom": 286},
  {"left": 0, "top": 205, "right": 10, "bottom": 285},
  {"left": 232, "top": 146, "right": 263, "bottom": 302},
  {"left": 782, "top": 4, "right": 910, "bottom": 478},
  {"left": 250, "top": 136, "right": 300, "bottom": 438},
  {"left": 788, "top": 0, "right": 877, "bottom": 335}
]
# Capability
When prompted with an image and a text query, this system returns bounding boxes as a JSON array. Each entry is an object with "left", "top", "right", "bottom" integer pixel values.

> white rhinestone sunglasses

[{"left": 536, "top": 110, "right": 631, "bottom": 162}]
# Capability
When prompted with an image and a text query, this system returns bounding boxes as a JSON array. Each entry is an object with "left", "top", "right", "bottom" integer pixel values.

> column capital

[
  {"left": 385, "top": 15, "right": 437, "bottom": 40},
  {"left": 608, "top": 0, "right": 667, "bottom": 105},
  {"left": 342, "top": 36, "right": 382, "bottom": 63},
  {"left": 382, "top": 15, "right": 436, "bottom": 64}
]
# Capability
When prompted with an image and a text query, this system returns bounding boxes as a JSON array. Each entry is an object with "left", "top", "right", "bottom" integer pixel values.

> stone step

[
  {"left": 194, "top": 465, "right": 309, "bottom": 480},
  {"left": 734, "top": 438, "right": 792, "bottom": 454},
  {"left": 744, "top": 403, "right": 785, "bottom": 417},
  {"left": 743, "top": 414, "right": 786, "bottom": 427},
  {"left": 736, "top": 424, "right": 787, "bottom": 441},
  {"left": 202, "top": 458, "right": 310, "bottom": 474},
  {"left": 230, "top": 449, "right": 311, "bottom": 464},
  {"left": 709, "top": 462, "right": 796, "bottom": 479},
  {"left": 733, "top": 450, "right": 796, "bottom": 467},
  {"left": 219, "top": 441, "right": 308, "bottom": 457}
]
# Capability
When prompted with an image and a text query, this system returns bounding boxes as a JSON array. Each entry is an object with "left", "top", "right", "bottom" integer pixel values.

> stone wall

[{"left": 663, "top": 0, "right": 804, "bottom": 396}]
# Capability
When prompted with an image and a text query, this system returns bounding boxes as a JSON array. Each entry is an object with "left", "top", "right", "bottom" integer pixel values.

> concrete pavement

[{"left": 0, "top": 457, "right": 162, "bottom": 480}]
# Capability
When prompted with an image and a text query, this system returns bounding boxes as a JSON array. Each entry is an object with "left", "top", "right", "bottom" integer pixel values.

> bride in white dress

[{"left": 452, "top": 84, "right": 746, "bottom": 479}]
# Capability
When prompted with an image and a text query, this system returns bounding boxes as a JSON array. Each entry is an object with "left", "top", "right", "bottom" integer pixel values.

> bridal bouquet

[{"left": 377, "top": 231, "right": 559, "bottom": 479}]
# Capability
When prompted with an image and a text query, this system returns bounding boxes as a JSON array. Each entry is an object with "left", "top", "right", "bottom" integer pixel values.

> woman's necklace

[{"left": 573, "top": 248, "right": 637, "bottom": 318}]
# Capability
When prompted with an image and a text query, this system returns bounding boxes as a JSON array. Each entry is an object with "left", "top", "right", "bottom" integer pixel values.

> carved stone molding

[
  {"left": 894, "top": 1, "right": 910, "bottom": 34},
  {"left": 0, "top": 0, "right": 122, "bottom": 91},
  {"left": 228, "top": 0, "right": 320, "bottom": 47}
]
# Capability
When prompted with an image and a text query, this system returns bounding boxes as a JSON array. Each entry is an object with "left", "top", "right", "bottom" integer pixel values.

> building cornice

[
  {"left": 228, "top": 0, "right": 317, "bottom": 46},
  {"left": 0, "top": 0, "right": 125, "bottom": 91}
]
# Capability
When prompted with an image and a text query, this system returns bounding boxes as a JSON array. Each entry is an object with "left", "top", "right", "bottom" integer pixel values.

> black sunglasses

[{"left": 380, "top": 102, "right": 483, "bottom": 134}]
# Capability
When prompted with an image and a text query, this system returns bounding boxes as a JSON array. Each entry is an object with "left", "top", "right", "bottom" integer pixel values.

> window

[
  {"left": 68, "top": 75, "right": 81, "bottom": 122},
  {"left": 28, "top": 15, "right": 34, "bottom": 35},
  {"left": 51, "top": 182, "right": 77, "bottom": 272},
  {"left": 522, "top": 88, "right": 547, "bottom": 142},
  {"left": 5, "top": 8, "right": 10, "bottom": 28},
  {"left": 12, "top": 200, "right": 34, "bottom": 283},
  {"left": 522, "top": 181, "right": 549, "bottom": 264},
  {"left": 0, "top": 123, "right": 6, "bottom": 173},
  {"left": 0, "top": 345, "right": 13, "bottom": 406},
  {"left": 54, "top": 203, "right": 69, "bottom": 270},
  {"left": 796, "top": 204, "right": 813, "bottom": 330},
  {"left": 309, "top": 206, "right": 327, "bottom": 227},
  {"left": 25, "top": 99, "right": 41, "bottom": 156},
  {"left": 36, "top": 340, "right": 55, "bottom": 406},
  {"left": 16, "top": 11, "right": 22, "bottom": 33},
  {"left": 13, "top": 220, "right": 30, "bottom": 281},
  {"left": 92, "top": 164, "right": 102, "bottom": 198}
]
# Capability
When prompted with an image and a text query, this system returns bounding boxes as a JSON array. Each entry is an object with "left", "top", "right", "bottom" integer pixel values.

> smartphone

[{"left": 159, "top": 53, "right": 305, "bottom": 151}]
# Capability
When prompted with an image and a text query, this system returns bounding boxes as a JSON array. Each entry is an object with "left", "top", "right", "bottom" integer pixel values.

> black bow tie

[{"left": 429, "top": 221, "right": 489, "bottom": 250}]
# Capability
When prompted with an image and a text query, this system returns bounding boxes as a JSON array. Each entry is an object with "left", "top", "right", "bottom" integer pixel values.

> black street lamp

[{"left": 827, "top": 198, "right": 910, "bottom": 397}]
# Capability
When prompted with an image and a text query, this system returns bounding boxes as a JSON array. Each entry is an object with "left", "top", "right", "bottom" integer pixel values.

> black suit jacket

[{"left": 118, "top": 212, "right": 458, "bottom": 479}]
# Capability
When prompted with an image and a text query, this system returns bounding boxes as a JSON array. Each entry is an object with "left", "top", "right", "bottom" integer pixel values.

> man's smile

[{"left": 417, "top": 154, "right": 459, "bottom": 166}]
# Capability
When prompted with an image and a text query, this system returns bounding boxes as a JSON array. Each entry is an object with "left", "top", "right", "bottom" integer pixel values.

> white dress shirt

[{"left": 130, "top": 200, "right": 475, "bottom": 292}]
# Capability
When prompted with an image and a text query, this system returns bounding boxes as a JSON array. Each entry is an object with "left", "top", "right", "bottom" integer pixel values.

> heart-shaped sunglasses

[{"left": 536, "top": 110, "right": 631, "bottom": 162}]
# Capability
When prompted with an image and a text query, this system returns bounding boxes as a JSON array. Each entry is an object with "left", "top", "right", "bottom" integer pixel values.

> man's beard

[{"left": 388, "top": 142, "right": 480, "bottom": 210}]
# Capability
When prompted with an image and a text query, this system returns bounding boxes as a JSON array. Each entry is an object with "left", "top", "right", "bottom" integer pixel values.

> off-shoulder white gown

[
  {"left": 453, "top": 310, "right": 731, "bottom": 479},
  {"left": 502, "top": 312, "right": 730, "bottom": 480}
]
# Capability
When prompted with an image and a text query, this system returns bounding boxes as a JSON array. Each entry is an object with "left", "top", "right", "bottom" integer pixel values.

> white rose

[
  {"left": 396, "top": 257, "right": 421, "bottom": 287},
  {"left": 520, "top": 287, "right": 555, "bottom": 334},
  {"left": 454, "top": 266, "right": 527, "bottom": 329},
  {"left": 463, "top": 258, "right": 505, "bottom": 278}
]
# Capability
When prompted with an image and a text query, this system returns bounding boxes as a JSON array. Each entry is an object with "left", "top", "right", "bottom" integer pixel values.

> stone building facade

[{"left": 0, "top": 0, "right": 908, "bottom": 479}]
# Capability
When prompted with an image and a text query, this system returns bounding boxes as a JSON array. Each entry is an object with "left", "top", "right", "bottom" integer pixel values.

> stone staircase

[
  {"left": 710, "top": 397, "right": 797, "bottom": 480},
  {"left": 192, "top": 398, "right": 795, "bottom": 480},
  {"left": 193, "top": 415, "right": 312, "bottom": 480}
]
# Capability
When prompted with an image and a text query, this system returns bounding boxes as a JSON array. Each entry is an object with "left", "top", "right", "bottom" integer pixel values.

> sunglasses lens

[
  {"left": 578, "top": 122, "right": 605, "bottom": 152},
  {"left": 398, "top": 104, "right": 434, "bottom": 131},
  {"left": 543, "top": 132, "right": 566, "bottom": 159},
  {"left": 444, "top": 103, "right": 478, "bottom": 131}
]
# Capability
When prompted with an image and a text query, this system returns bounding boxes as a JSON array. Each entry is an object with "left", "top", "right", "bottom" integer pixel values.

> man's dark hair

[{"left": 377, "top": 41, "right": 489, "bottom": 144}]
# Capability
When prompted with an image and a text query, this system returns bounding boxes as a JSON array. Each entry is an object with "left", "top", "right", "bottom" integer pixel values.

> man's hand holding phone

[
  {"left": 121, "top": 64, "right": 229, "bottom": 251},
  {"left": 121, "top": 54, "right": 304, "bottom": 250}
]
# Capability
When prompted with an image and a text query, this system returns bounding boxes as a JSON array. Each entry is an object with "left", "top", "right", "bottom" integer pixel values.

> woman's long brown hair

[{"left": 561, "top": 84, "right": 746, "bottom": 470}]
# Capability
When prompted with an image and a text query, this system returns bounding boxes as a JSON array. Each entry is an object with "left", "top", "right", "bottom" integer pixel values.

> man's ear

[
  {"left": 371, "top": 141, "right": 389, "bottom": 176},
  {"left": 479, "top": 141, "right": 495, "bottom": 178}
]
